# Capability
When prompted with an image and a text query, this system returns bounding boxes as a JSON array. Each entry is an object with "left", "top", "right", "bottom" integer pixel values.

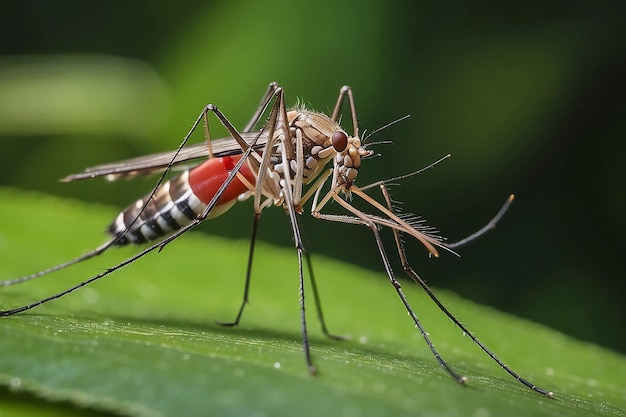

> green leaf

[{"left": 0, "top": 188, "right": 624, "bottom": 417}]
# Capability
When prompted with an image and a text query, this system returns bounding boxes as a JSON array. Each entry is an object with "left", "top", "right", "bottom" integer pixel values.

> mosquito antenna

[
  {"left": 362, "top": 114, "right": 410, "bottom": 143},
  {"left": 359, "top": 154, "right": 451, "bottom": 192},
  {"left": 362, "top": 140, "right": 393, "bottom": 148}
]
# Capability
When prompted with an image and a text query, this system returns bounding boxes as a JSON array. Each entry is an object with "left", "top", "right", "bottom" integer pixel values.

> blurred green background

[{"left": 0, "top": 0, "right": 623, "bottom": 355}]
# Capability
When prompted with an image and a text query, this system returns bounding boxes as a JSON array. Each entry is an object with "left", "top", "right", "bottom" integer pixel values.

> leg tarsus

[
  {"left": 219, "top": 213, "right": 261, "bottom": 327},
  {"left": 304, "top": 248, "right": 348, "bottom": 341}
]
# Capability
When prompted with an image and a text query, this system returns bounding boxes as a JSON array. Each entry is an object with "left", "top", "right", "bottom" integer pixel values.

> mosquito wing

[{"left": 63, "top": 131, "right": 269, "bottom": 182}]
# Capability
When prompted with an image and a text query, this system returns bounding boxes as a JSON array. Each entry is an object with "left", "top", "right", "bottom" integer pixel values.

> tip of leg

[
  {"left": 308, "top": 365, "right": 318, "bottom": 376},
  {"left": 459, "top": 375, "right": 468, "bottom": 385},
  {"left": 327, "top": 332, "right": 350, "bottom": 341},
  {"left": 546, "top": 391, "right": 555, "bottom": 398},
  {"left": 215, "top": 319, "right": 237, "bottom": 327}
]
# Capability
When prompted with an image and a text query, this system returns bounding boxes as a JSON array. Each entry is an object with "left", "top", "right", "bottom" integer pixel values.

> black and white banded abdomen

[
  {"left": 107, "top": 155, "right": 255, "bottom": 246},
  {"left": 108, "top": 170, "right": 208, "bottom": 245}
]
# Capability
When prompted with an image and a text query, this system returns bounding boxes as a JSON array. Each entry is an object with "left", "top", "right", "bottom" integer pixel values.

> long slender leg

[
  {"left": 0, "top": 241, "right": 111, "bottom": 287},
  {"left": 217, "top": 213, "right": 261, "bottom": 327},
  {"left": 282, "top": 200, "right": 317, "bottom": 374},
  {"left": 315, "top": 191, "right": 467, "bottom": 383},
  {"left": 331, "top": 86, "right": 359, "bottom": 138},
  {"left": 294, "top": 217, "right": 315, "bottom": 374},
  {"left": 214, "top": 86, "right": 323, "bottom": 372},
  {"left": 303, "top": 248, "right": 346, "bottom": 340},
  {"left": 0, "top": 100, "right": 225, "bottom": 288},
  {"left": 215, "top": 87, "right": 284, "bottom": 326},
  {"left": 379, "top": 184, "right": 554, "bottom": 397},
  {"left": 272, "top": 91, "right": 317, "bottom": 374},
  {"left": 446, "top": 194, "right": 515, "bottom": 249},
  {"left": 1, "top": 103, "right": 265, "bottom": 316},
  {"left": 242, "top": 82, "right": 280, "bottom": 133}
]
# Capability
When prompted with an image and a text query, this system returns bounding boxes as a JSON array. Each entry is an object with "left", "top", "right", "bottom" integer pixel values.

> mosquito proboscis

[{"left": 0, "top": 82, "right": 553, "bottom": 397}]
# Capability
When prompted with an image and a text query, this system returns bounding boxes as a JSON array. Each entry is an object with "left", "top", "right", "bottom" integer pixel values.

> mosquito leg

[
  {"left": 211, "top": 86, "right": 282, "bottom": 328},
  {"left": 379, "top": 185, "right": 554, "bottom": 397},
  {"left": 242, "top": 82, "right": 280, "bottom": 133},
  {"left": 314, "top": 192, "right": 467, "bottom": 383},
  {"left": 279, "top": 171, "right": 317, "bottom": 373},
  {"left": 263, "top": 89, "right": 317, "bottom": 374},
  {"left": 209, "top": 86, "right": 319, "bottom": 374},
  {"left": 217, "top": 213, "right": 261, "bottom": 327},
  {"left": 297, "top": 236, "right": 316, "bottom": 375},
  {"left": 303, "top": 248, "right": 346, "bottom": 341},
  {"left": 286, "top": 163, "right": 316, "bottom": 373},
  {"left": 1, "top": 102, "right": 264, "bottom": 317},
  {"left": 0, "top": 220, "right": 214, "bottom": 316},
  {"left": 0, "top": 100, "right": 223, "bottom": 288},
  {"left": 0, "top": 241, "right": 111, "bottom": 287},
  {"left": 0, "top": 161, "right": 245, "bottom": 316},
  {"left": 202, "top": 110, "right": 214, "bottom": 159},
  {"left": 331, "top": 86, "right": 359, "bottom": 138},
  {"left": 446, "top": 194, "right": 515, "bottom": 249},
  {"left": 372, "top": 223, "right": 467, "bottom": 384}
]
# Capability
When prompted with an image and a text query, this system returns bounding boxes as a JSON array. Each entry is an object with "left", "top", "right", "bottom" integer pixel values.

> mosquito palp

[{"left": 1, "top": 83, "right": 553, "bottom": 397}]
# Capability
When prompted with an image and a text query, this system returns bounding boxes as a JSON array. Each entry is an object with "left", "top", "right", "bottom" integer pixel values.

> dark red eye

[{"left": 331, "top": 131, "right": 348, "bottom": 152}]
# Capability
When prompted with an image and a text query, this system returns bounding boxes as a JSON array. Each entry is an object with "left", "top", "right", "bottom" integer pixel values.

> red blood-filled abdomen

[{"left": 188, "top": 155, "right": 256, "bottom": 205}]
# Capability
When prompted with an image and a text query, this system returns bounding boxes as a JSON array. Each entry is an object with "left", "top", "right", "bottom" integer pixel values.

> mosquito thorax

[
  {"left": 287, "top": 109, "right": 372, "bottom": 188},
  {"left": 286, "top": 110, "right": 346, "bottom": 182}
]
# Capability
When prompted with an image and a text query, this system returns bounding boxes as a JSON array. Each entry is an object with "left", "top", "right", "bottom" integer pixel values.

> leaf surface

[{"left": 0, "top": 188, "right": 624, "bottom": 417}]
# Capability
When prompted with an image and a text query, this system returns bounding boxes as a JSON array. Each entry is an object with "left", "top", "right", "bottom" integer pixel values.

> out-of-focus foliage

[{"left": 0, "top": 0, "right": 623, "bottom": 357}]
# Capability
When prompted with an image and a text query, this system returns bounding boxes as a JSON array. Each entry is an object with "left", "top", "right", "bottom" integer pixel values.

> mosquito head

[
  {"left": 289, "top": 110, "right": 372, "bottom": 187},
  {"left": 332, "top": 130, "right": 374, "bottom": 189}
]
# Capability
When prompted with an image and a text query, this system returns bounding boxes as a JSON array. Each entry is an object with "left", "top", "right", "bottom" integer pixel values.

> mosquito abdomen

[{"left": 109, "top": 155, "right": 255, "bottom": 245}]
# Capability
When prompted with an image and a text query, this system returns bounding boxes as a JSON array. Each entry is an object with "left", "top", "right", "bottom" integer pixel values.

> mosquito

[{"left": 0, "top": 82, "right": 553, "bottom": 397}]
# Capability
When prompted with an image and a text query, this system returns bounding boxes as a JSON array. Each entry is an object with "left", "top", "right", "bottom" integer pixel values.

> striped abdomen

[{"left": 109, "top": 155, "right": 255, "bottom": 245}]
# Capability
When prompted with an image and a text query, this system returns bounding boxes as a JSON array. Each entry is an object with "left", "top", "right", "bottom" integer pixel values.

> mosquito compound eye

[{"left": 331, "top": 131, "right": 348, "bottom": 153}]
